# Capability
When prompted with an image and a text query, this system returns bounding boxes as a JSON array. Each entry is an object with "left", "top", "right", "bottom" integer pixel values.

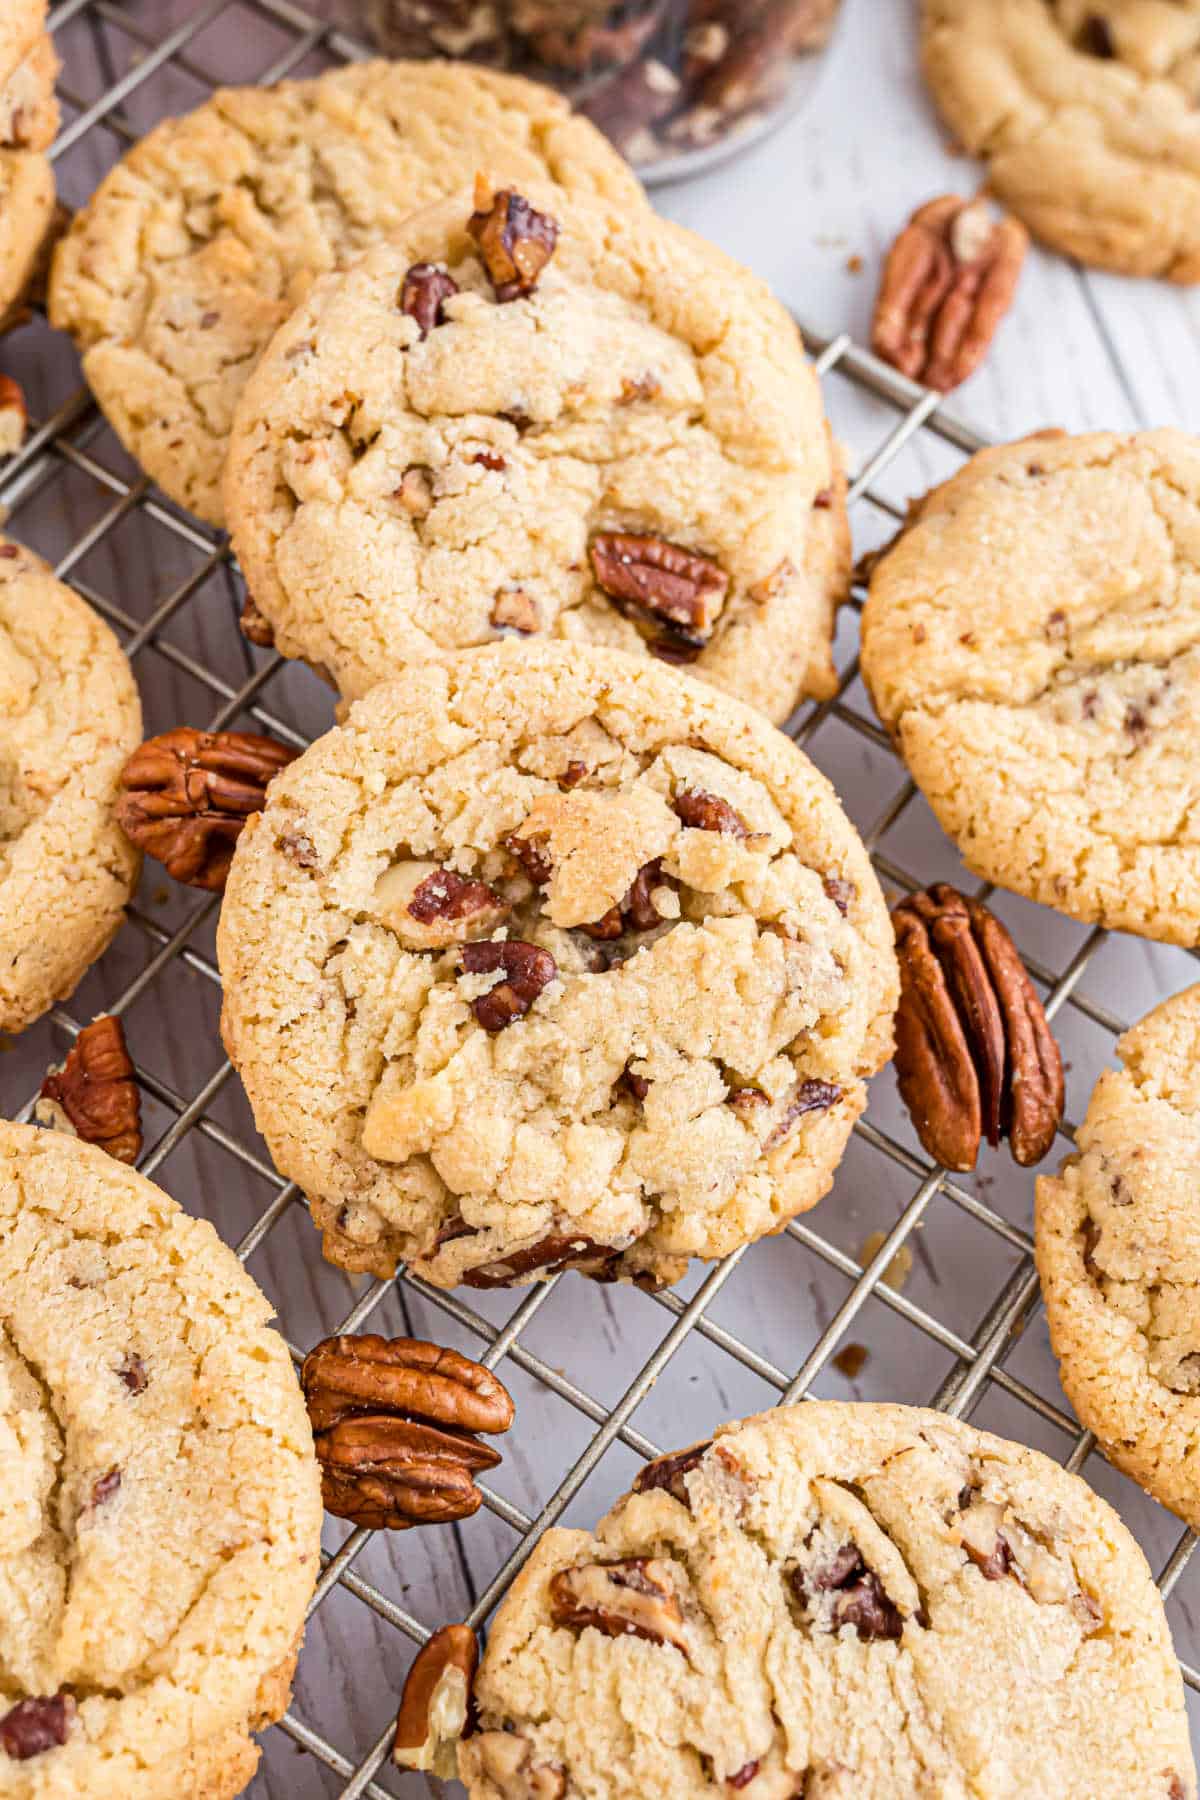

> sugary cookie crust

[
  {"left": 217, "top": 643, "right": 897, "bottom": 1285},
  {"left": 861, "top": 428, "right": 1200, "bottom": 945},
  {"left": 0, "top": 1124, "right": 323, "bottom": 1800},
  {"left": 0, "top": 538, "right": 142, "bottom": 1034},
  {"left": 1037, "top": 983, "right": 1200, "bottom": 1529},
  {"left": 47, "top": 59, "right": 645, "bottom": 527},
  {"left": 462, "top": 1401, "right": 1195, "bottom": 1800},
  {"left": 922, "top": 0, "right": 1200, "bottom": 279},
  {"left": 224, "top": 183, "right": 847, "bottom": 723},
  {"left": 0, "top": 0, "right": 46, "bottom": 94}
]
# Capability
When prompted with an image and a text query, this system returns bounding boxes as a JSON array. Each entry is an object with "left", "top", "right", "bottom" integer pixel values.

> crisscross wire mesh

[{"left": 4, "top": 3, "right": 1197, "bottom": 1793}]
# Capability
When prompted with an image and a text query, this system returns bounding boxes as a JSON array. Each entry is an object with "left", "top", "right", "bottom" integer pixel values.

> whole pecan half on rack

[
  {"left": 117, "top": 727, "right": 298, "bottom": 891},
  {"left": 301, "top": 1334, "right": 514, "bottom": 1530},
  {"left": 871, "top": 195, "right": 1028, "bottom": 393},
  {"left": 36, "top": 1014, "right": 141, "bottom": 1164},
  {"left": 393, "top": 1623, "right": 478, "bottom": 1777},
  {"left": 892, "top": 885, "right": 1063, "bottom": 1171}
]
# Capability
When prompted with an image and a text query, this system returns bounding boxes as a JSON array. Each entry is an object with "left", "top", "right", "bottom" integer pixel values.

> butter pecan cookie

[
  {"left": 0, "top": 3, "right": 57, "bottom": 324},
  {"left": 457, "top": 1402, "right": 1195, "bottom": 1799},
  {"left": 223, "top": 180, "right": 847, "bottom": 722},
  {"left": 0, "top": 538, "right": 141, "bottom": 1034},
  {"left": 0, "top": 1122, "right": 322, "bottom": 1799},
  {"left": 1037, "top": 983, "right": 1200, "bottom": 1529},
  {"left": 216, "top": 643, "right": 896, "bottom": 1285},
  {"left": 861, "top": 429, "right": 1200, "bottom": 945},
  {"left": 922, "top": 0, "right": 1200, "bottom": 279},
  {"left": 47, "top": 59, "right": 643, "bottom": 527}
]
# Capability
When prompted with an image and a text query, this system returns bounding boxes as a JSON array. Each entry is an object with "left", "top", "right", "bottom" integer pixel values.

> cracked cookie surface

[
  {"left": 1037, "top": 982, "right": 1200, "bottom": 1529},
  {"left": 47, "top": 59, "right": 644, "bottom": 527},
  {"left": 216, "top": 643, "right": 896, "bottom": 1286},
  {"left": 922, "top": 0, "right": 1200, "bottom": 279},
  {"left": 0, "top": 537, "right": 141, "bottom": 1034},
  {"left": 223, "top": 181, "right": 848, "bottom": 723},
  {"left": 0, "top": 1122, "right": 322, "bottom": 1800},
  {"left": 461, "top": 1401, "right": 1195, "bottom": 1800},
  {"left": 861, "top": 429, "right": 1200, "bottom": 945}
]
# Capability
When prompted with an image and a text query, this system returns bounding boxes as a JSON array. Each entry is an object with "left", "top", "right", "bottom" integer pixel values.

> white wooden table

[{"left": 4, "top": 2, "right": 1199, "bottom": 1793}]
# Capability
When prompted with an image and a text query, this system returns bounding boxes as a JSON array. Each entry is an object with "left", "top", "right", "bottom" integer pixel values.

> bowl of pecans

[{"left": 363, "top": 0, "right": 845, "bottom": 182}]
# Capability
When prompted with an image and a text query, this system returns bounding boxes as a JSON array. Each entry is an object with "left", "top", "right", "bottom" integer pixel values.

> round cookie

[
  {"left": 922, "top": 0, "right": 1200, "bottom": 280},
  {"left": 217, "top": 642, "right": 897, "bottom": 1286},
  {"left": 0, "top": 538, "right": 142, "bottom": 1034},
  {"left": 223, "top": 180, "right": 847, "bottom": 722},
  {"left": 860, "top": 428, "right": 1200, "bottom": 946},
  {"left": 1037, "top": 983, "right": 1200, "bottom": 1529},
  {"left": 458, "top": 1402, "right": 1195, "bottom": 1800},
  {"left": 47, "top": 60, "right": 645, "bottom": 527},
  {"left": 0, "top": 1122, "right": 322, "bottom": 1799}
]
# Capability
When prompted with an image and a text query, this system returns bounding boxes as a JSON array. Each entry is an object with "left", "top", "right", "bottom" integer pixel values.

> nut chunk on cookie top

[
  {"left": 216, "top": 642, "right": 897, "bottom": 1289},
  {"left": 1037, "top": 982, "right": 1200, "bottom": 1531},
  {"left": 223, "top": 176, "right": 848, "bottom": 724},
  {"left": 0, "top": 1122, "right": 322, "bottom": 1800},
  {"left": 458, "top": 1403, "right": 1195, "bottom": 1800},
  {"left": 861, "top": 429, "right": 1200, "bottom": 945}
]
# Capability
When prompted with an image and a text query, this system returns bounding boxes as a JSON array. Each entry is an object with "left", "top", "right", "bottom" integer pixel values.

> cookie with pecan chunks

[
  {"left": 458, "top": 1403, "right": 1195, "bottom": 1799},
  {"left": 216, "top": 642, "right": 896, "bottom": 1287},
  {"left": 223, "top": 177, "right": 848, "bottom": 724},
  {"left": 0, "top": 1122, "right": 322, "bottom": 1799}
]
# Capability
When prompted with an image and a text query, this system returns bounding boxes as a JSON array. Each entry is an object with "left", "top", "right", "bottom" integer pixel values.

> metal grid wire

[{"left": 5, "top": 2, "right": 1198, "bottom": 1794}]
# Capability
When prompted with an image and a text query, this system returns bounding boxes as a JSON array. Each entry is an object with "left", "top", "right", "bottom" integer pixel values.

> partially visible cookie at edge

[
  {"left": 1037, "top": 982, "right": 1200, "bottom": 1530},
  {"left": 0, "top": 536, "right": 142, "bottom": 1034},
  {"left": 861, "top": 428, "right": 1200, "bottom": 945},
  {"left": 459, "top": 1401, "right": 1195, "bottom": 1800},
  {"left": 0, "top": 1122, "right": 323, "bottom": 1800},
  {"left": 47, "top": 58, "right": 645, "bottom": 527},
  {"left": 223, "top": 180, "right": 847, "bottom": 723},
  {"left": 216, "top": 642, "right": 897, "bottom": 1286},
  {"left": 0, "top": 14, "right": 58, "bottom": 322},
  {"left": 922, "top": 0, "right": 1200, "bottom": 279}
]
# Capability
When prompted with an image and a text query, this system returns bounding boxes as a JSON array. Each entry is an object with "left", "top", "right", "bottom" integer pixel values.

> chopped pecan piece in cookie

[
  {"left": 763, "top": 1078, "right": 842, "bottom": 1152},
  {"left": 580, "top": 857, "right": 674, "bottom": 940},
  {"left": 490, "top": 586, "right": 539, "bottom": 635},
  {"left": 90, "top": 1467, "right": 122, "bottom": 1508},
  {"left": 793, "top": 1543, "right": 904, "bottom": 1641},
  {"left": 401, "top": 262, "right": 459, "bottom": 336},
  {"left": 239, "top": 593, "right": 276, "bottom": 646},
  {"left": 0, "top": 373, "right": 27, "bottom": 456},
  {"left": 823, "top": 874, "right": 856, "bottom": 915},
  {"left": 871, "top": 195, "right": 1028, "bottom": 392},
  {"left": 460, "top": 1228, "right": 619, "bottom": 1288},
  {"left": 549, "top": 1557, "right": 689, "bottom": 1653},
  {"left": 116, "top": 1352, "right": 148, "bottom": 1394},
  {"left": 467, "top": 181, "right": 559, "bottom": 302},
  {"left": 589, "top": 532, "right": 728, "bottom": 656},
  {"left": 892, "top": 885, "right": 1063, "bottom": 1171},
  {"left": 469, "top": 1731, "right": 567, "bottom": 1799},
  {"left": 0, "top": 1693, "right": 75, "bottom": 1760},
  {"left": 118, "top": 726, "right": 298, "bottom": 891},
  {"left": 374, "top": 860, "right": 509, "bottom": 949},
  {"left": 37, "top": 1014, "right": 142, "bottom": 1164},
  {"left": 633, "top": 1440, "right": 712, "bottom": 1505},
  {"left": 461, "top": 940, "right": 558, "bottom": 1030},
  {"left": 673, "top": 788, "right": 750, "bottom": 836},
  {"left": 393, "top": 1623, "right": 478, "bottom": 1777}
]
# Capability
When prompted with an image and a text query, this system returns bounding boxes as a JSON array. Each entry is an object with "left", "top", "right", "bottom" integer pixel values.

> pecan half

[
  {"left": 302, "top": 1334, "right": 511, "bottom": 1528},
  {"left": 302, "top": 1334, "right": 514, "bottom": 1436},
  {"left": 871, "top": 195, "right": 1028, "bottom": 393},
  {"left": 793, "top": 1545, "right": 903, "bottom": 1641},
  {"left": 401, "top": 262, "right": 459, "bottom": 336},
  {"left": 633, "top": 1440, "right": 712, "bottom": 1506},
  {"left": 590, "top": 532, "right": 727, "bottom": 656},
  {"left": 37, "top": 1015, "right": 141, "bottom": 1163},
  {"left": 461, "top": 940, "right": 557, "bottom": 1030},
  {"left": 467, "top": 183, "right": 559, "bottom": 302},
  {"left": 673, "top": 788, "right": 749, "bottom": 835},
  {"left": 117, "top": 727, "right": 298, "bottom": 891},
  {"left": 0, "top": 1693, "right": 74, "bottom": 1760},
  {"left": 393, "top": 1623, "right": 478, "bottom": 1777},
  {"left": 549, "top": 1557, "right": 688, "bottom": 1653},
  {"left": 892, "top": 885, "right": 1063, "bottom": 1171}
]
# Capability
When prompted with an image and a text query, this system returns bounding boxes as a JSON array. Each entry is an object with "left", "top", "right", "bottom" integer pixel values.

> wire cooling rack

[{"left": 4, "top": 3, "right": 1199, "bottom": 1794}]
